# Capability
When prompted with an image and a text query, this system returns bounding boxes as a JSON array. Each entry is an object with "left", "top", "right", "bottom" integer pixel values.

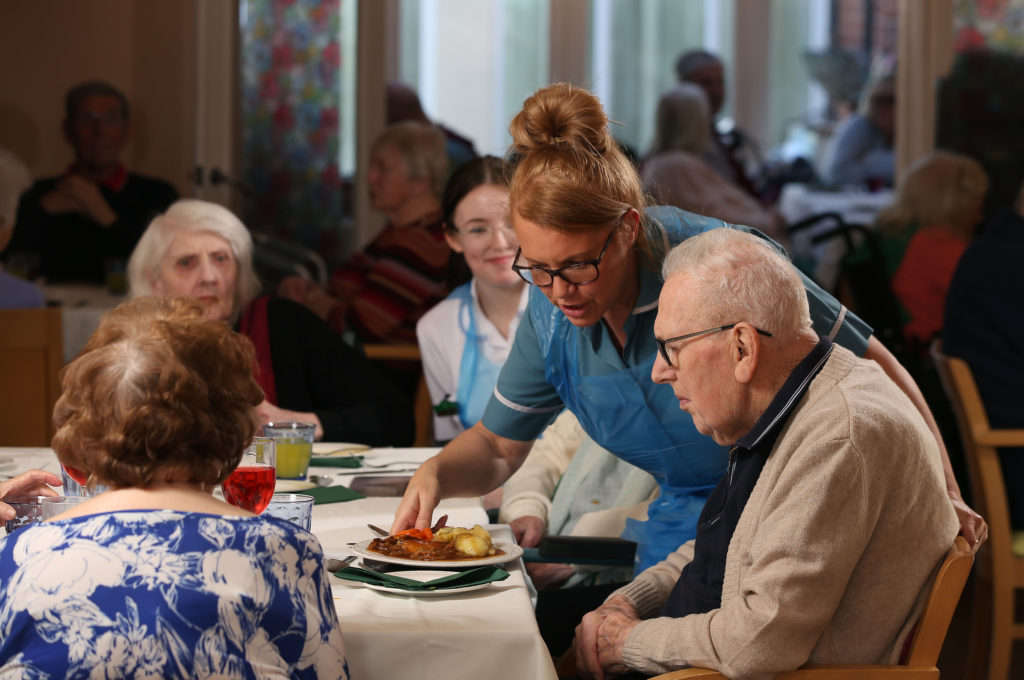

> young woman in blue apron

[
  {"left": 416, "top": 156, "right": 528, "bottom": 442},
  {"left": 395, "top": 83, "right": 984, "bottom": 568}
]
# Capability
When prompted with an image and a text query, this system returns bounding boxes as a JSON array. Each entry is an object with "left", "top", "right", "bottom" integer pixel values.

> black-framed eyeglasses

[
  {"left": 511, "top": 228, "right": 617, "bottom": 287},
  {"left": 655, "top": 323, "right": 773, "bottom": 367}
]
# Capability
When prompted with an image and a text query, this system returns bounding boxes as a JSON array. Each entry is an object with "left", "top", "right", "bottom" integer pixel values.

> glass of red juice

[{"left": 222, "top": 437, "right": 277, "bottom": 513}]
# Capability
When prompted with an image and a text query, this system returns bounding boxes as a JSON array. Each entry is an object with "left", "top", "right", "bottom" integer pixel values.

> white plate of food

[
  {"left": 275, "top": 479, "right": 317, "bottom": 492},
  {"left": 352, "top": 534, "right": 523, "bottom": 568},
  {"left": 355, "top": 569, "right": 497, "bottom": 597}
]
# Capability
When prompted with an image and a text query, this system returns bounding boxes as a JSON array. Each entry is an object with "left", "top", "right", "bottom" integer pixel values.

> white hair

[
  {"left": 0, "top": 147, "right": 32, "bottom": 229},
  {"left": 127, "top": 199, "right": 262, "bottom": 322},
  {"left": 661, "top": 228, "right": 811, "bottom": 340}
]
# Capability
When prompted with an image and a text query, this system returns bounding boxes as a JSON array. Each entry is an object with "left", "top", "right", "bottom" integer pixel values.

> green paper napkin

[
  {"left": 304, "top": 485, "right": 365, "bottom": 504},
  {"left": 334, "top": 565, "right": 510, "bottom": 591},
  {"left": 310, "top": 456, "right": 363, "bottom": 468}
]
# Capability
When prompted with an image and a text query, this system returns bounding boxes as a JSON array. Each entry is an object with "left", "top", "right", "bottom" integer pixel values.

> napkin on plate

[
  {"left": 334, "top": 565, "right": 510, "bottom": 591},
  {"left": 310, "top": 455, "right": 363, "bottom": 468},
  {"left": 304, "top": 485, "right": 365, "bottom": 504}
]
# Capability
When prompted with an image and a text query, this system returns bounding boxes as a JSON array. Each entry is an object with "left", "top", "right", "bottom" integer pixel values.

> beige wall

[{"left": 0, "top": 1, "right": 196, "bottom": 196}]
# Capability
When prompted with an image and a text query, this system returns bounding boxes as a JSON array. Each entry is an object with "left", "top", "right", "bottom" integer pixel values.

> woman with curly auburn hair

[
  {"left": 393, "top": 82, "right": 984, "bottom": 571},
  {"left": 0, "top": 297, "right": 350, "bottom": 679}
]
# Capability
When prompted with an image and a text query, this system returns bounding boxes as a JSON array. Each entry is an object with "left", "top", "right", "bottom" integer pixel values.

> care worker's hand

[
  {"left": 0, "top": 470, "right": 62, "bottom": 520},
  {"left": 391, "top": 459, "right": 442, "bottom": 533}
]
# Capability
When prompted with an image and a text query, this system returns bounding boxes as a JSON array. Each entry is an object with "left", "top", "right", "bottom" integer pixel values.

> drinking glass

[
  {"left": 61, "top": 465, "right": 109, "bottom": 497},
  {"left": 263, "top": 493, "right": 315, "bottom": 531},
  {"left": 3, "top": 495, "right": 48, "bottom": 533},
  {"left": 222, "top": 437, "right": 276, "bottom": 513},
  {"left": 263, "top": 421, "right": 316, "bottom": 481},
  {"left": 40, "top": 496, "right": 89, "bottom": 520}
]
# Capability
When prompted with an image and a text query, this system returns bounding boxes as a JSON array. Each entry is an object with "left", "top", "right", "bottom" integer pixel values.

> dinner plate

[
  {"left": 356, "top": 569, "right": 496, "bottom": 597},
  {"left": 312, "top": 443, "right": 371, "bottom": 457},
  {"left": 275, "top": 479, "right": 317, "bottom": 492},
  {"left": 351, "top": 538, "right": 524, "bottom": 568}
]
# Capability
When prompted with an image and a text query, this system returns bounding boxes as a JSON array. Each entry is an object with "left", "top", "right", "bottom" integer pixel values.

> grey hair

[
  {"left": 647, "top": 83, "right": 712, "bottom": 157},
  {"left": 66, "top": 80, "right": 130, "bottom": 120},
  {"left": 127, "top": 199, "right": 262, "bottom": 322},
  {"left": 0, "top": 147, "right": 32, "bottom": 228},
  {"left": 675, "top": 50, "right": 723, "bottom": 82},
  {"left": 662, "top": 228, "right": 811, "bottom": 340},
  {"left": 371, "top": 121, "right": 450, "bottom": 198}
]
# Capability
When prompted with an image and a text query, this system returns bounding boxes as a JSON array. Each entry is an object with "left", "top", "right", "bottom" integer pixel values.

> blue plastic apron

[
  {"left": 452, "top": 282, "right": 504, "bottom": 431},
  {"left": 529, "top": 298, "right": 727, "bottom": 572}
]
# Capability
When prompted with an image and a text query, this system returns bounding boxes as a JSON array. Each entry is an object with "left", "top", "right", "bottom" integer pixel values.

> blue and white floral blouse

[{"left": 0, "top": 510, "right": 350, "bottom": 679}]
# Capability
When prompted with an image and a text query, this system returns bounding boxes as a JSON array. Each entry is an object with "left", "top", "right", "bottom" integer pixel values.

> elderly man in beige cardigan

[{"left": 573, "top": 228, "right": 958, "bottom": 680}]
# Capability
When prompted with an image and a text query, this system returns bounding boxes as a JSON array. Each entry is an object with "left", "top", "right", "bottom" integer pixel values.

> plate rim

[
  {"left": 275, "top": 479, "right": 317, "bottom": 492},
  {"left": 351, "top": 538, "right": 523, "bottom": 568}
]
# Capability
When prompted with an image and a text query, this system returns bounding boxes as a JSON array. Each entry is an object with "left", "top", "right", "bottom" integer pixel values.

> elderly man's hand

[
  {"left": 575, "top": 594, "right": 640, "bottom": 679},
  {"left": 950, "top": 490, "right": 988, "bottom": 553},
  {"left": 256, "top": 400, "right": 324, "bottom": 441},
  {"left": 0, "top": 470, "right": 62, "bottom": 520},
  {"left": 509, "top": 515, "right": 545, "bottom": 547}
]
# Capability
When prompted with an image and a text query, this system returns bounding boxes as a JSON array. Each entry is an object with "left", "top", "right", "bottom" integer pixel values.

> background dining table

[{"left": 0, "top": 444, "right": 559, "bottom": 680}]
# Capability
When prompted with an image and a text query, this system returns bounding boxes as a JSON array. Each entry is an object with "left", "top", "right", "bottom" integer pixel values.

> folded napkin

[
  {"left": 334, "top": 565, "right": 510, "bottom": 591},
  {"left": 310, "top": 456, "right": 363, "bottom": 468},
  {"left": 304, "top": 485, "right": 365, "bottom": 504}
]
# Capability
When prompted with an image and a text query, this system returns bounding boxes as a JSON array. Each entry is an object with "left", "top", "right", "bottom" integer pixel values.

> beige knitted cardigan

[{"left": 613, "top": 345, "right": 959, "bottom": 680}]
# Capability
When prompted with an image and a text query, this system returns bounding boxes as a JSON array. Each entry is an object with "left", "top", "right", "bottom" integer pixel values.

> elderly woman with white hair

[
  {"left": 641, "top": 83, "right": 784, "bottom": 239},
  {"left": 128, "top": 198, "right": 415, "bottom": 444},
  {"left": 0, "top": 147, "right": 44, "bottom": 308}
]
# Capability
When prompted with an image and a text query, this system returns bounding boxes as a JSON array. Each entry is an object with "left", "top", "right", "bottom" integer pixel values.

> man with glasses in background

[
  {"left": 572, "top": 227, "right": 957, "bottom": 679},
  {"left": 4, "top": 80, "right": 178, "bottom": 284}
]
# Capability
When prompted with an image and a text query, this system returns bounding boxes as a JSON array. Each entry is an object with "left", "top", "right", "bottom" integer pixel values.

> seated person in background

[
  {"left": 500, "top": 409, "right": 657, "bottom": 591},
  {"left": 641, "top": 83, "right": 785, "bottom": 240},
  {"left": 388, "top": 80, "right": 478, "bottom": 173},
  {"left": 0, "top": 297, "right": 349, "bottom": 677},
  {"left": 4, "top": 81, "right": 178, "bottom": 283},
  {"left": 675, "top": 50, "right": 763, "bottom": 201},
  {"left": 0, "top": 147, "right": 44, "bottom": 308},
  {"left": 0, "top": 470, "right": 61, "bottom": 519},
  {"left": 944, "top": 179, "right": 1024, "bottom": 554},
  {"left": 821, "top": 74, "right": 896, "bottom": 188},
  {"left": 573, "top": 228, "right": 957, "bottom": 679},
  {"left": 887, "top": 150, "right": 988, "bottom": 349},
  {"left": 417, "top": 156, "right": 527, "bottom": 442},
  {"left": 281, "top": 121, "right": 452, "bottom": 344},
  {"left": 128, "top": 199, "right": 414, "bottom": 445}
]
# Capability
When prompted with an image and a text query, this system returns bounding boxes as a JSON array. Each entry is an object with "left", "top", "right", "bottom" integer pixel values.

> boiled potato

[{"left": 454, "top": 532, "right": 492, "bottom": 557}]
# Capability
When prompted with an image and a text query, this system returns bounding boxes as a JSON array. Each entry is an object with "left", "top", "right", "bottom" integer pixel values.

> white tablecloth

[
  {"left": 778, "top": 183, "right": 894, "bottom": 291},
  {"left": 39, "top": 284, "right": 126, "bottom": 364},
  {"left": 0, "top": 446, "right": 558, "bottom": 680}
]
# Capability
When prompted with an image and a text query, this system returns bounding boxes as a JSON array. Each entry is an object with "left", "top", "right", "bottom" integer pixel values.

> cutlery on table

[
  {"left": 367, "top": 523, "right": 390, "bottom": 537},
  {"left": 324, "top": 555, "right": 357, "bottom": 572}
]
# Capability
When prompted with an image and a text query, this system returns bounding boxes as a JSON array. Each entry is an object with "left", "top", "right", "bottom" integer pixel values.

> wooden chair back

[
  {"left": 932, "top": 341, "right": 1024, "bottom": 680},
  {"left": 361, "top": 343, "right": 433, "bottom": 447},
  {"left": 0, "top": 307, "right": 63, "bottom": 446}
]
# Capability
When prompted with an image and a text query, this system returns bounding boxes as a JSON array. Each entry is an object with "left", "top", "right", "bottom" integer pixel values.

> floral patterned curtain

[{"left": 240, "top": 0, "right": 349, "bottom": 265}]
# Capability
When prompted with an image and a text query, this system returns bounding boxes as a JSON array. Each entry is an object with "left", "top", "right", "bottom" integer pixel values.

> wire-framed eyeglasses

[
  {"left": 511, "top": 228, "right": 616, "bottom": 287},
  {"left": 655, "top": 323, "right": 773, "bottom": 367}
]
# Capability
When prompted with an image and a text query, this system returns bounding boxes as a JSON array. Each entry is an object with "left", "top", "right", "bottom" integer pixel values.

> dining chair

[
  {"left": 0, "top": 307, "right": 63, "bottom": 446},
  {"left": 932, "top": 342, "right": 1024, "bottom": 680},
  {"left": 556, "top": 536, "right": 973, "bottom": 680},
  {"left": 361, "top": 343, "right": 433, "bottom": 447}
]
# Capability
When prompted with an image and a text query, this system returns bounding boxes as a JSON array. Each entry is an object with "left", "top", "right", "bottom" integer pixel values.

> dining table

[{"left": 0, "top": 444, "right": 559, "bottom": 680}]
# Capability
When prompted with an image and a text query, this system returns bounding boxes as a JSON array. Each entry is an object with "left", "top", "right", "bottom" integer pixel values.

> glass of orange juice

[{"left": 263, "top": 421, "right": 316, "bottom": 480}]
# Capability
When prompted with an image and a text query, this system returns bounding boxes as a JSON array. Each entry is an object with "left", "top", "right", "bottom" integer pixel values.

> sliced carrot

[{"left": 395, "top": 527, "right": 434, "bottom": 541}]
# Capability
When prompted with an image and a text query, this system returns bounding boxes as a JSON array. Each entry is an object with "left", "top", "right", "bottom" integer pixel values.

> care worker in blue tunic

[{"left": 393, "top": 83, "right": 987, "bottom": 567}]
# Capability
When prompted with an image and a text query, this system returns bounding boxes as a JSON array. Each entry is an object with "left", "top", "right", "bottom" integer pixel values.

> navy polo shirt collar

[{"left": 735, "top": 335, "right": 834, "bottom": 452}]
